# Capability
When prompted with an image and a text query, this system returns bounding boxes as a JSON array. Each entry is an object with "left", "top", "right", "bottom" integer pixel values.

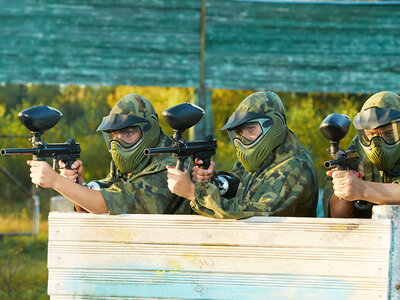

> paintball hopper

[
  {"left": 18, "top": 106, "right": 63, "bottom": 133},
  {"left": 1, "top": 105, "right": 80, "bottom": 172},
  {"left": 320, "top": 113, "right": 353, "bottom": 168},
  {"left": 145, "top": 102, "right": 215, "bottom": 172},
  {"left": 320, "top": 113, "right": 351, "bottom": 143},
  {"left": 162, "top": 103, "right": 204, "bottom": 131}
]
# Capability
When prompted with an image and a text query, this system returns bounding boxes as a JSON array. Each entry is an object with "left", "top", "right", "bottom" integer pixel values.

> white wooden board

[{"left": 48, "top": 213, "right": 391, "bottom": 299}]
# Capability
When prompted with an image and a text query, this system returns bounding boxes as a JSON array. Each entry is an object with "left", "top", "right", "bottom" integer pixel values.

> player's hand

[
  {"left": 330, "top": 170, "right": 365, "bottom": 201},
  {"left": 192, "top": 158, "right": 215, "bottom": 183},
  {"left": 167, "top": 166, "right": 195, "bottom": 200},
  {"left": 59, "top": 160, "right": 84, "bottom": 184},
  {"left": 27, "top": 160, "right": 58, "bottom": 188}
]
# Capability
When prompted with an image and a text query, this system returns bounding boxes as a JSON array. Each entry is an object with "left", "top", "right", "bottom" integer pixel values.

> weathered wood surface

[
  {"left": 373, "top": 205, "right": 400, "bottom": 300},
  {"left": 0, "top": 0, "right": 201, "bottom": 87},
  {"left": 1, "top": 0, "right": 399, "bottom": 93},
  {"left": 205, "top": 0, "right": 400, "bottom": 93},
  {"left": 48, "top": 213, "right": 391, "bottom": 299},
  {"left": 239, "top": 0, "right": 400, "bottom": 3}
]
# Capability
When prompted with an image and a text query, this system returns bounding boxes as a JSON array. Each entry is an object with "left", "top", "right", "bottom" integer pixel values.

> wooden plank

[
  {"left": 205, "top": 0, "right": 400, "bottom": 93},
  {"left": 0, "top": 0, "right": 201, "bottom": 87},
  {"left": 47, "top": 213, "right": 391, "bottom": 299},
  {"left": 236, "top": 0, "right": 400, "bottom": 4},
  {"left": 372, "top": 205, "right": 400, "bottom": 300},
  {"left": 49, "top": 214, "right": 390, "bottom": 248},
  {"left": 0, "top": 0, "right": 399, "bottom": 93},
  {"left": 47, "top": 270, "right": 387, "bottom": 299}
]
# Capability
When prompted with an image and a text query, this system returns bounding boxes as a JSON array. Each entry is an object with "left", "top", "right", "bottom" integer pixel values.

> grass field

[{"left": 0, "top": 210, "right": 49, "bottom": 300}]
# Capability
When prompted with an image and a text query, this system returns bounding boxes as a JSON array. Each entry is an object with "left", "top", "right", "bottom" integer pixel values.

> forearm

[
  {"left": 329, "top": 194, "right": 354, "bottom": 218},
  {"left": 361, "top": 181, "right": 400, "bottom": 205},
  {"left": 52, "top": 174, "right": 109, "bottom": 214}
]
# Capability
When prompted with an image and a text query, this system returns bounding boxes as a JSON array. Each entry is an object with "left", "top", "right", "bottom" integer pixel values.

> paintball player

[
  {"left": 27, "top": 94, "right": 192, "bottom": 215},
  {"left": 324, "top": 91, "right": 400, "bottom": 218},
  {"left": 167, "top": 91, "right": 318, "bottom": 219}
]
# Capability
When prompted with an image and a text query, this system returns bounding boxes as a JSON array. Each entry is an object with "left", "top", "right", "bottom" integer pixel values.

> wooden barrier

[
  {"left": 373, "top": 206, "right": 400, "bottom": 300},
  {"left": 47, "top": 210, "right": 400, "bottom": 299}
]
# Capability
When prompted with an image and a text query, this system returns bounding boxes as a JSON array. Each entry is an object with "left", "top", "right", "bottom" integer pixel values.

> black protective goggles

[
  {"left": 97, "top": 113, "right": 150, "bottom": 132},
  {"left": 221, "top": 111, "right": 270, "bottom": 131}
]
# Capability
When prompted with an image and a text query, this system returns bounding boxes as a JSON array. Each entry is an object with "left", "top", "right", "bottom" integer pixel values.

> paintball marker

[
  {"left": 144, "top": 103, "right": 216, "bottom": 171},
  {"left": 320, "top": 113, "right": 372, "bottom": 211},
  {"left": 1, "top": 106, "right": 81, "bottom": 172}
]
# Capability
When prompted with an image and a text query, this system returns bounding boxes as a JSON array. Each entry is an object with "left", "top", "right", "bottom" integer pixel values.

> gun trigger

[{"left": 52, "top": 159, "right": 56, "bottom": 170}]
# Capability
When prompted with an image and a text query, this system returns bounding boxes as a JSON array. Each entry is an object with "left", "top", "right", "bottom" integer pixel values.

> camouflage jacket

[
  {"left": 190, "top": 130, "right": 318, "bottom": 219},
  {"left": 323, "top": 136, "right": 400, "bottom": 218},
  {"left": 100, "top": 131, "right": 193, "bottom": 215}
]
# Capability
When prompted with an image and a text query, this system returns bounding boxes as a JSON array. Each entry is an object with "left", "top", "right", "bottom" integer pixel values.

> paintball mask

[
  {"left": 221, "top": 111, "right": 286, "bottom": 172},
  {"left": 354, "top": 107, "right": 400, "bottom": 172},
  {"left": 97, "top": 112, "right": 160, "bottom": 174}
]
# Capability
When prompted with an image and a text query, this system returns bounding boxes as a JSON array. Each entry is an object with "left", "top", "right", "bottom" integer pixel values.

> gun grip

[
  {"left": 64, "top": 160, "right": 79, "bottom": 184},
  {"left": 64, "top": 160, "right": 73, "bottom": 169},
  {"left": 354, "top": 200, "right": 373, "bottom": 211},
  {"left": 200, "top": 158, "right": 211, "bottom": 170},
  {"left": 176, "top": 158, "right": 185, "bottom": 171}
]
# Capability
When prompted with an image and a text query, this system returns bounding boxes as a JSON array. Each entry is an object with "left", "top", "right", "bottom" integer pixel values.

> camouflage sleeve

[
  {"left": 229, "top": 161, "right": 246, "bottom": 178},
  {"left": 100, "top": 169, "right": 190, "bottom": 215},
  {"left": 97, "top": 161, "right": 116, "bottom": 184},
  {"left": 190, "top": 157, "right": 318, "bottom": 219}
]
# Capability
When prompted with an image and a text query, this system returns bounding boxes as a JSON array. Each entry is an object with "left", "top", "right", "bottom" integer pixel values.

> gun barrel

[
  {"left": 145, "top": 140, "right": 217, "bottom": 157},
  {"left": 1, "top": 144, "right": 80, "bottom": 158},
  {"left": 144, "top": 146, "right": 179, "bottom": 155},
  {"left": 324, "top": 158, "right": 343, "bottom": 168},
  {"left": 324, "top": 156, "right": 358, "bottom": 168},
  {"left": 1, "top": 148, "right": 38, "bottom": 156}
]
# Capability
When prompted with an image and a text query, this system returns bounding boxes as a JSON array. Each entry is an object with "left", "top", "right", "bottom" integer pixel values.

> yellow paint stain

[
  {"left": 111, "top": 229, "right": 138, "bottom": 243},
  {"left": 163, "top": 253, "right": 203, "bottom": 272},
  {"left": 155, "top": 270, "right": 182, "bottom": 276},
  {"left": 181, "top": 252, "right": 200, "bottom": 259},
  {"left": 330, "top": 224, "right": 359, "bottom": 231},
  {"left": 165, "top": 258, "right": 182, "bottom": 271}
]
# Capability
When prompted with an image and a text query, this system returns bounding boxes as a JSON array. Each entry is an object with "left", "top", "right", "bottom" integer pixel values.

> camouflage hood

[
  {"left": 235, "top": 91, "right": 286, "bottom": 117},
  {"left": 111, "top": 94, "right": 157, "bottom": 118}
]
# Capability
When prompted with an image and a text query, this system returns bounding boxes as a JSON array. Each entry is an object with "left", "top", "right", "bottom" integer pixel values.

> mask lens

[
  {"left": 228, "top": 129, "right": 253, "bottom": 145},
  {"left": 228, "top": 118, "right": 273, "bottom": 146},
  {"left": 381, "top": 121, "right": 400, "bottom": 145},
  {"left": 358, "top": 120, "right": 400, "bottom": 146},
  {"left": 104, "top": 126, "right": 142, "bottom": 150},
  {"left": 358, "top": 130, "right": 371, "bottom": 146}
]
